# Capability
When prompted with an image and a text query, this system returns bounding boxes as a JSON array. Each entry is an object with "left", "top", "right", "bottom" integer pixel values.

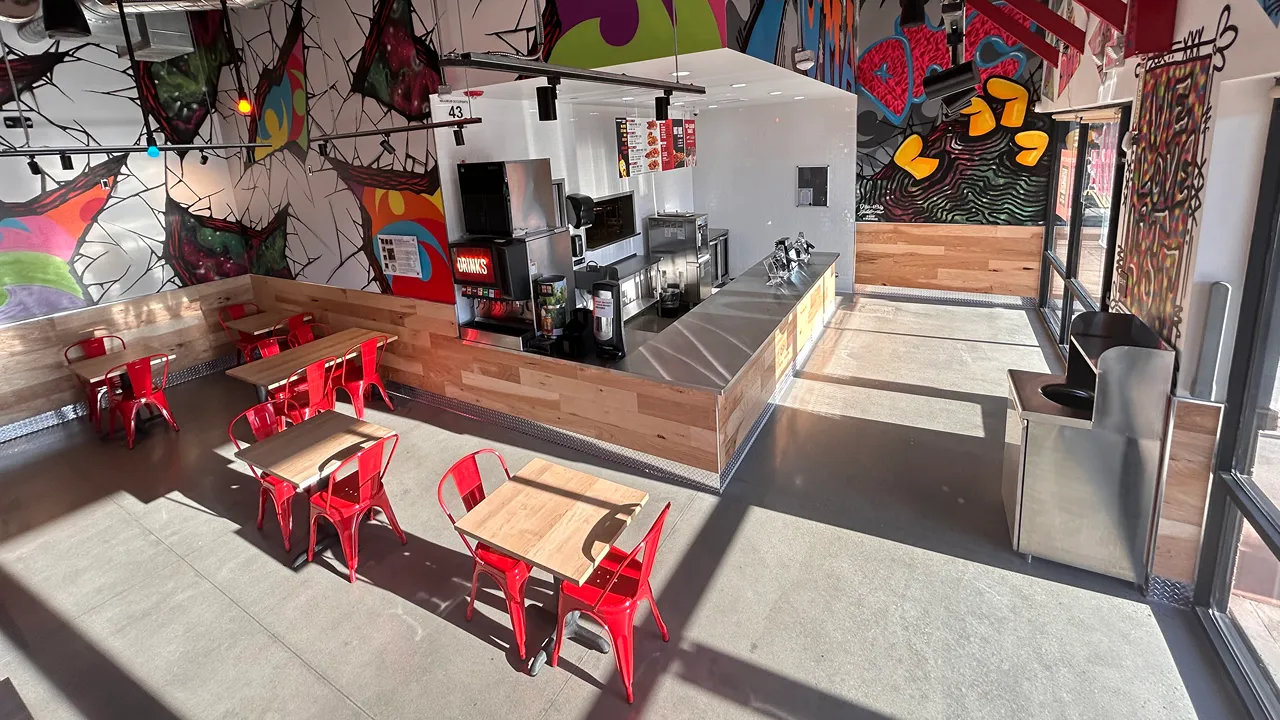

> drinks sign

[{"left": 450, "top": 246, "right": 496, "bottom": 285}]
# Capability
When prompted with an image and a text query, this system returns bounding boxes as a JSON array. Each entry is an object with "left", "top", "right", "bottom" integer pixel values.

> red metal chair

[
  {"left": 334, "top": 335, "right": 395, "bottom": 419},
  {"left": 307, "top": 434, "right": 406, "bottom": 583},
  {"left": 229, "top": 400, "right": 301, "bottom": 552},
  {"left": 550, "top": 503, "right": 672, "bottom": 703},
  {"left": 64, "top": 335, "right": 126, "bottom": 430},
  {"left": 437, "top": 449, "right": 532, "bottom": 660},
  {"left": 271, "top": 313, "right": 310, "bottom": 339},
  {"left": 248, "top": 336, "right": 283, "bottom": 362},
  {"left": 286, "top": 322, "right": 329, "bottom": 348},
  {"left": 105, "top": 354, "right": 180, "bottom": 449},
  {"left": 218, "top": 303, "right": 261, "bottom": 364},
  {"left": 279, "top": 356, "right": 336, "bottom": 424}
]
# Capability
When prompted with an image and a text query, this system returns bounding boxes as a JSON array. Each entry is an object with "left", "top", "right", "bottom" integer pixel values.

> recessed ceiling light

[
  {"left": 529, "top": 109, "right": 538, "bottom": 113},
  {"left": 739, "top": 97, "right": 748, "bottom": 101},
  {"left": 621, "top": 96, "right": 635, "bottom": 101},
  {"left": 731, "top": 83, "right": 747, "bottom": 88},
  {"left": 671, "top": 71, "right": 690, "bottom": 77},
  {"left": 673, "top": 101, "right": 685, "bottom": 106},
  {"left": 708, "top": 104, "right": 718, "bottom": 108},
  {"left": 589, "top": 112, "right": 599, "bottom": 115},
  {"left": 769, "top": 91, "right": 783, "bottom": 96},
  {"left": 793, "top": 96, "right": 806, "bottom": 100}
]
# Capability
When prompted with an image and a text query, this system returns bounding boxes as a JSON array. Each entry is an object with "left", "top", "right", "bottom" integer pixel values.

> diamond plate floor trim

[
  {"left": 1147, "top": 576, "right": 1194, "bottom": 608},
  {"left": 0, "top": 353, "right": 238, "bottom": 446},
  {"left": 854, "top": 284, "right": 1036, "bottom": 309}
]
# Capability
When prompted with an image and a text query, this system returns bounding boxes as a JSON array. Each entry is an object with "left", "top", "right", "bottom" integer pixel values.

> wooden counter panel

[
  {"left": 716, "top": 264, "right": 835, "bottom": 467},
  {"left": 1152, "top": 397, "right": 1222, "bottom": 584},
  {"left": 856, "top": 223, "right": 1041, "bottom": 296},
  {"left": 0, "top": 276, "right": 252, "bottom": 426}
]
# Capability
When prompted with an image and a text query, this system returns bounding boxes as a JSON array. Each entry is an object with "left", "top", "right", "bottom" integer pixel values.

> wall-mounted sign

[
  {"left": 616, "top": 117, "right": 663, "bottom": 178},
  {"left": 450, "top": 245, "right": 496, "bottom": 285},
  {"left": 377, "top": 234, "right": 422, "bottom": 277}
]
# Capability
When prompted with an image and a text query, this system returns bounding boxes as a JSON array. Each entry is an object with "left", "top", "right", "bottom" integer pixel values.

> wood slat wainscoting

[
  {"left": 250, "top": 276, "right": 722, "bottom": 472},
  {"left": 856, "top": 222, "right": 1043, "bottom": 296},
  {"left": 0, "top": 275, "right": 253, "bottom": 426},
  {"left": 1152, "top": 397, "right": 1223, "bottom": 584}
]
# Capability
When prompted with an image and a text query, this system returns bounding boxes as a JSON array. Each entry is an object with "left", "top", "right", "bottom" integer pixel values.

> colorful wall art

[
  {"left": 727, "top": 0, "right": 857, "bottom": 92},
  {"left": 856, "top": 0, "right": 1049, "bottom": 224},
  {"left": 352, "top": 0, "right": 441, "bottom": 122},
  {"left": 165, "top": 199, "right": 292, "bottom": 286},
  {"left": 247, "top": 2, "right": 309, "bottom": 164},
  {"left": 330, "top": 159, "right": 451, "bottom": 303},
  {"left": 138, "top": 12, "right": 234, "bottom": 148},
  {"left": 0, "top": 156, "right": 126, "bottom": 324}
]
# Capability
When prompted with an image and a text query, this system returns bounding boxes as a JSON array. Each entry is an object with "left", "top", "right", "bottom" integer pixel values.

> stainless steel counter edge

[
  {"left": 609, "top": 252, "right": 839, "bottom": 393},
  {"left": 1007, "top": 369, "right": 1094, "bottom": 430}
]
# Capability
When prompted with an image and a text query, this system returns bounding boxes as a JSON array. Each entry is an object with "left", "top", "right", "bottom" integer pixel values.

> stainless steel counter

[{"left": 609, "top": 252, "right": 839, "bottom": 392}]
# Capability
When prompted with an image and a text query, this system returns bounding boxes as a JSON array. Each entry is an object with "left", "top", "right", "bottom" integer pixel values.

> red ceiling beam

[
  {"left": 1000, "top": 0, "right": 1086, "bottom": 53},
  {"left": 1075, "top": 0, "right": 1128, "bottom": 32},
  {"left": 966, "top": 0, "right": 1062, "bottom": 68}
]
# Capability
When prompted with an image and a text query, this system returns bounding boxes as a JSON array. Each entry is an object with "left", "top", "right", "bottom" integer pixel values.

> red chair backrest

[
  {"left": 320, "top": 434, "right": 399, "bottom": 513},
  {"left": 64, "top": 335, "right": 125, "bottom": 364},
  {"left": 249, "top": 337, "right": 282, "bottom": 361},
  {"left": 228, "top": 401, "right": 294, "bottom": 480},
  {"left": 285, "top": 356, "right": 336, "bottom": 407},
  {"left": 437, "top": 449, "right": 511, "bottom": 557},
  {"left": 287, "top": 323, "right": 327, "bottom": 348},
  {"left": 106, "top": 354, "right": 169, "bottom": 399},
  {"left": 340, "top": 336, "right": 388, "bottom": 385},
  {"left": 590, "top": 502, "right": 672, "bottom": 611},
  {"left": 219, "top": 303, "right": 259, "bottom": 323}
]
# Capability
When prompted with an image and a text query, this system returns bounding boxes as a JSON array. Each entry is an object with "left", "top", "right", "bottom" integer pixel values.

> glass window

[
  {"left": 1234, "top": 284, "right": 1280, "bottom": 511},
  {"left": 1077, "top": 122, "right": 1121, "bottom": 302},
  {"left": 1051, "top": 122, "right": 1081, "bottom": 264},
  {"left": 1228, "top": 517, "right": 1280, "bottom": 683}
]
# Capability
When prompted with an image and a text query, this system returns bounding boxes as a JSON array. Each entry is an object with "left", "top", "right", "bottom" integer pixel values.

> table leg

[
  {"left": 255, "top": 385, "right": 268, "bottom": 404},
  {"left": 527, "top": 601, "right": 612, "bottom": 676}
]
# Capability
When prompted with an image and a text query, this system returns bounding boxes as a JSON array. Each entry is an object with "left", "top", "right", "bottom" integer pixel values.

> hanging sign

[{"left": 616, "top": 118, "right": 662, "bottom": 178}]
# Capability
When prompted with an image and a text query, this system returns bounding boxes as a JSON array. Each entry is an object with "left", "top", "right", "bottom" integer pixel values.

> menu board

[
  {"left": 616, "top": 118, "right": 697, "bottom": 177},
  {"left": 616, "top": 118, "right": 663, "bottom": 178}
]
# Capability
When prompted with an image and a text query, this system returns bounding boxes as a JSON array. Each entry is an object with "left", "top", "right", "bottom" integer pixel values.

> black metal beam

[{"left": 440, "top": 52, "right": 707, "bottom": 95}]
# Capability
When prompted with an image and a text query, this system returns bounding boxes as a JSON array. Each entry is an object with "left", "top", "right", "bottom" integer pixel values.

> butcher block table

[
  {"left": 68, "top": 345, "right": 175, "bottom": 384},
  {"left": 234, "top": 409, "right": 397, "bottom": 566},
  {"left": 453, "top": 457, "right": 649, "bottom": 675},
  {"left": 222, "top": 309, "right": 312, "bottom": 337},
  {"left": 225, "top": 327, "right": 398, "bottom": 397}
]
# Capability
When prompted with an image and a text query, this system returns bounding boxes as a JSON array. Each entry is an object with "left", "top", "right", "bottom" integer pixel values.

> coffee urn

[{"left": 592, "top": 271, "right": 625, "bottom": 359}]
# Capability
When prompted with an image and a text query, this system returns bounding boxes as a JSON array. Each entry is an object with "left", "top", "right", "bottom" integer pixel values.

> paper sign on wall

[{"left": 377, "top": 234, "right": 422, "bottom": 277}]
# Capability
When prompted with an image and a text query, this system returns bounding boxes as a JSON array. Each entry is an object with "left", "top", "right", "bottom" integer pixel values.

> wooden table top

[
  {"left": 223, "top": 309, "right": 312, "bottom": 337},
  {"left": 67, "top": 346, "right": 175, "bottom": 383},
  {"left": 225, "top": 327, "right": 398, "bottom": 389},
  {"left": 453, "top": 458, "right": 649, "bottom": 585},
  {"left": 233, "top": 410, "right": 396, "bottom": 488}
]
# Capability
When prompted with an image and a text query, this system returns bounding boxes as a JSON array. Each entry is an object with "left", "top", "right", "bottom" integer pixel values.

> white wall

[
  {"left": 692, "top": 98, "right": 857, "bottom": 292},
  {"left": 1178, "top": 75, "right": 1277, "bottom": 398},
  {"left": 432, "top": 95, "right": 695, "bottom": 268}
]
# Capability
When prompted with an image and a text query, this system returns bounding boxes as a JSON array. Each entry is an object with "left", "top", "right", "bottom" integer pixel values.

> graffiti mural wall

[{"left": 855, "top": 0, "right": 1049, "bottom": 224}]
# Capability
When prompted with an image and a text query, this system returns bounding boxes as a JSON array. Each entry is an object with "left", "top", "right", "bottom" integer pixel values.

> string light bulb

[{"left": 236, "top": 97, "right": 253, "bottom": 115}]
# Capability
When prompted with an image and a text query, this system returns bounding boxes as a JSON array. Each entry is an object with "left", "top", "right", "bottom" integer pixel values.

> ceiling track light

[
  {"left": 26, "top": 156, "right": 38, "bottom": 176},
  {"left": 537, "top": 77, "right": 559, "bottom": 122},
  {"left": 453, "top": 127, "right": 466, "bottom": 146},
  {"left": 380, "top": 135, "right": 396, "bottom": 155},
  {"left": 317, "top": 141, "right": 329, "bottom": 157},
  {"left": 44, "top": 0, "right": 91, "bottom": 39},
  {"left": 794, "top": 48, "right": 816, "bottom": 72},
  {"left": 59, "top": 153, "right": 73, "bottom": 171},
  {"left": 655, "top": 90, "right": 672, "bottom": 122},
  {"left": 199, "top": 151, "right": 209, "bottom": 165},
  {"left": 899, "top": 0, "right": 928, "bottom": 28}
]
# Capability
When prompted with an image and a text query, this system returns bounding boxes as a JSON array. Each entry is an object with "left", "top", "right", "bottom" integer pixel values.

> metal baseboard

[
  {"left": 0, "top": 354, "right": 238, "bottom": 446},
  {"left": 1148, "top": 575, "right": 1194, "bottom": 608},
  {"left": 854, "top": 284, "right": 1036, "bottom": 310},
  {"left": 391, "top": 296, "right": 841, "bottom": 493}
]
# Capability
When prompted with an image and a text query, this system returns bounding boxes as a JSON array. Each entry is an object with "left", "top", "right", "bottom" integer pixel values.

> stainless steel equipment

[
  {"left": 646, "top": 212, "right": 708, "bottom": 256},
  {"left": 709, "top": 228, "right": 729, "bottom": 284},
  {"left": 457, "top": 159, "right": 557, "bottom": 237},
  {"left": 592, "top": 273, "right": 625, "bottom": 359},
  {"left": 1003, "top": 312, "right": 1174, "bottom": 585}
]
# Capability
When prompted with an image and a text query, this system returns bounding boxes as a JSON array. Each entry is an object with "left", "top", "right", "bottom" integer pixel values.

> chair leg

[
  {"left": 256, "top": 486, "right": 268, "bottom": 530},
  {"left": 504, "top": 572, "right": 529, "bottom": 660},
  {"left": 466, "top": 564, "right": 482, "bottom": 622},
  {"left": 372, "top": 377, "right": 394, "bottom": 411},
  {"left": 153, "top": 392, "right": 179, "bottom": 432},
  {"left": 125, "top": 404, "right": 140, "bottom": 449},
  {"left": 604, "top": 617, "right": 637, "bottom": 703},
  {"left": 307, "top": 512, "right": 320, "bottom": 563},
  {"left": 274, "top": 491, "right": 294, "bottom": 553},
  {"left": 349, "top": 383, "right": 366, "bottom": 420},
  {"left": 334, "top": 515, "right": 360, "bottom": 583},
  {"left": 375, "top": 494, "right": 407, "bottom": 545},
  {"left": 647, "top": 587, "right": 669, "bottom": 642},
  {"left": 549, "top": 605, "right": 569, "bottom": 668}
]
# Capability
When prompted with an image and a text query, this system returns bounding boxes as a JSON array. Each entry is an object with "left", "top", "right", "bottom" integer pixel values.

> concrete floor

[{"left": 0, "top": 294, "right": 1248, "bottom": 719}]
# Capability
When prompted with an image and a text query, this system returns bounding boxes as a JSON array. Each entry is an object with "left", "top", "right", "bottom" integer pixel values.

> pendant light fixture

[
  {"left": 220, "top": 0, "right": 253, "bottom": 115},
  {"left": 113, "top": 0, "right": 161, "bottom": 157}
]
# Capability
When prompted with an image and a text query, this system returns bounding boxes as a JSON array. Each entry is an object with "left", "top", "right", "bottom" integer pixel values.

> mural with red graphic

[{"left": 856, "top": 0, "right": 1049, "bottom": 224}]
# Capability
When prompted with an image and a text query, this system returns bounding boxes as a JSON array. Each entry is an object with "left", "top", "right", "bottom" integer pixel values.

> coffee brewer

[{"left": 592, "top": 269, "right": 625, "bottom": 359}]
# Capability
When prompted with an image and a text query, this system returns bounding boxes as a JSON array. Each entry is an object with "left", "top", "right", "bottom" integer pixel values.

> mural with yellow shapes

[{"left": 248, "top": 1, "right": 308, "bottom": 165}]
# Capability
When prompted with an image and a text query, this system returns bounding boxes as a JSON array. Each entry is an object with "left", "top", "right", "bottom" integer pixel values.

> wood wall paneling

[
  {"left": 856, "top": 223, "right": 1042, "bottom": 296},
  {"left": 1152, "top": 397, "right": 1223, "bottom": 584},
  {"left": 0, "top": 276, "right": 253, "bottom": 426}
]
